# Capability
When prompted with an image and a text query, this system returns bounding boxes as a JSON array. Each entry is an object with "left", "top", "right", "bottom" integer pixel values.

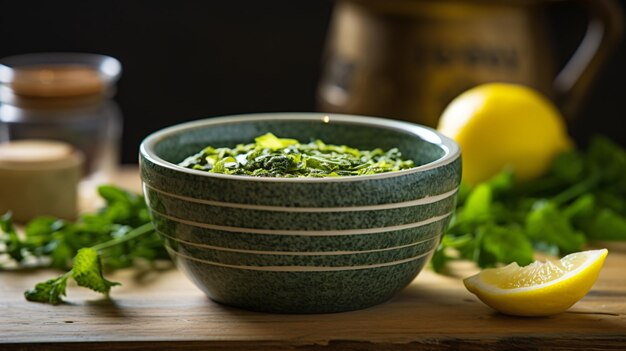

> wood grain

[
  {"left": 1, "top": 167, "right": 625, "bottom": 350},
  {"left": 1, "top": 252, "right": 625, "bottom": 350}
]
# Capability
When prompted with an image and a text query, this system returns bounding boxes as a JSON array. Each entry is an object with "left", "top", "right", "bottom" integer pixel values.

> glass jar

[{"left": 0, "top": 53, "right": 122, "bottom": 184}]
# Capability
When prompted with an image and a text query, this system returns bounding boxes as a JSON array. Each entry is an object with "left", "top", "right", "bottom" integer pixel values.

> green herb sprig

[
  {"left": 0, "top": 186, "right": 164, "bottom": 304},
  {"left": 179, "top": 133, "right": 416, "bottom": 177},
  {"left": 432, "top": 136, "right": 626, "bottom": 272}
]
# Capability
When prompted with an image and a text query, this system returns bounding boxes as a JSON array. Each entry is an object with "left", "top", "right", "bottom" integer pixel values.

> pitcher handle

[{"left": 553, "top": 0, "right": 624, "bottom": 122}]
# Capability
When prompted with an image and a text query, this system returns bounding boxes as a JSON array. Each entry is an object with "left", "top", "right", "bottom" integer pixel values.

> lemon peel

[
  {"left": 463, "top": 249, "right": 608, "bottom": 317},
  {"left": 438, "top": 83, "right": 572, "bottom": 184}
]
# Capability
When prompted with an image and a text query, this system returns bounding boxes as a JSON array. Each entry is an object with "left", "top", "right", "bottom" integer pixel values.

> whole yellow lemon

[{"left": 437, "top": 83, "right": 572, "bottom": 185}]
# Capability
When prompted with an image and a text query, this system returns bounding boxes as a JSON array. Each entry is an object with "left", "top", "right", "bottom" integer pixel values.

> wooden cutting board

[{"left": 1, "top": 168, "right": 625, "bottom": 350}]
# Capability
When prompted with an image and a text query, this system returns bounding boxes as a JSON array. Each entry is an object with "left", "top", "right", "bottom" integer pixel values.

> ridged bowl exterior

[{"left": 140, "top": 113, "right": 461, "bottom": 313}]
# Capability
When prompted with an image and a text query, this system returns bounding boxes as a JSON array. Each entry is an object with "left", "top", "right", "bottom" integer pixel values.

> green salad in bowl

[{"left": 179, "top": 132, "right": 416, "bottom": 177}]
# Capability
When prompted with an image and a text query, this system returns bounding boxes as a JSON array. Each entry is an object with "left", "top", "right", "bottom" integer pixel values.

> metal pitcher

[{"left": 317, "top": 0, "right": 624, "bottom": 127}]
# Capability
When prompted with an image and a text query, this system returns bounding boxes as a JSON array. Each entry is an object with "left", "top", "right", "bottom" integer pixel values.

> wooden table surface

[{"left": 1, "top": 167, "right": 625, "bottom": 350}]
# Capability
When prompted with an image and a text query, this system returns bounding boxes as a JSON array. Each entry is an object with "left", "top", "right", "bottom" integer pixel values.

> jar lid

[
  {"left": 0, "top": 139, "right": 83, "bottom": 221},
  {"left": 0, "top": 53, "right": 121, "bottom": 98},
  {"left": 0, "top": 139, "right": 84, "bottom": 170}
]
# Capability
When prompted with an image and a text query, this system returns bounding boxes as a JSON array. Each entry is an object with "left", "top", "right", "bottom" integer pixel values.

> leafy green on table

[
  {"left": 1, "top": 212, "right": 24, "bottom": 262},
  {"left": 179, "top": 133, "right": 416, "bottom": 177},
  {"left": 0, "top": 186, "right": 165, "bottom": 304},
  {"left": 432, "top": 136, "right": 626, "bottom": 272},
  {"left": 24, "top": 248, "right": 119, "bottom": 304}
]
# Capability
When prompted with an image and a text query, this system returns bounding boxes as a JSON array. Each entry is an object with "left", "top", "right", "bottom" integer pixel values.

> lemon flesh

[
  {"left": 437, "top": 83, "right": 572, "bottom": 185},
  {"left": 464, "top": 249, "right": 608, "bottom": 317}
]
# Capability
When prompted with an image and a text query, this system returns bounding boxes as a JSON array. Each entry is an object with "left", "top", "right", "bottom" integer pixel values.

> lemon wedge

[
  {"left": 437, "top": 83, "right": 572, "bottom": 185},
  {"left": 463, "top": 249, "right": 608, "bottom": 317}
]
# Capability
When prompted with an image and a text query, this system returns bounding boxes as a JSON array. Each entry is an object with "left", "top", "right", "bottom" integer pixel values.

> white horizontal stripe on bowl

[
  {"left": 165, "top": 245, "right": 433, "bottom": 272},
  {"left": 150, "top": 207, "right": 453, "bottom": 236},
  {"left": 143, "top": 183, "right": 459, "bottom": 212},
  {"left": 158, "top": 229, "right": 439, "bottom": 256}
]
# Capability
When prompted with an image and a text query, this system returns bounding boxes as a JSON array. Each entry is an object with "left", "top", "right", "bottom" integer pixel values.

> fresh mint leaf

[
  {"left": 24, "top": 272, "right": 69, "bottom": 305},
  {"left": 98, "top": 185, "right": 138, "bottom": 204},
  {"left": 0, "top": 212, "right": 23, "bottom": 262},
  {"left": 587, "top": 136, "right": 626, "bottom": 183},
  {"left": 479, "top": 224, "right": 534, "bottom": 267},
  {"left": 585, "top": 209, "right": 626, "bottom": 241},
  {"left": 551, "top": 150, "right": 585, "bottom": 184},
  {"left": 72, "top": 248, "right": 120, "bottom": 294},
  {"left": 563, "top": 194, "right": 595, "bottom": 220},
  {"left": 97, "top": 185, "right": 150, "bottom": 227},
  {"left": 525, "top": 201, "right": 586, "bottom": 254},
  {"left": 24, "top": 217, "right": 62, "bottom": 248},
  {"left": 433, "top": 135, "right": 626, "bottom": 272},
  {"left": 24, "top": 222, "right": 156, "bottom": 304},
  {"left": 0, "top": 185, "right": 164, "bottom": 305},
  {"left": 458, "top": 184, "right": 492, "bottom": 223},
  {"left": 430, "top": 243, "right": 448, "bottom": 273},
  {"left": 430, "top": 234, "right": 475, "bottom": 272},
  {"left": 25, "top": 248, "right": 120, "bottom": 304},
  {"left": 50, "top": 241, "right": 74, "bottom": 270},
  {"left": 595, "top": 190, "right": 626, "bottom": 214},
  {"left": 485, "top": 169, "right": 515, "bottom": 195}
]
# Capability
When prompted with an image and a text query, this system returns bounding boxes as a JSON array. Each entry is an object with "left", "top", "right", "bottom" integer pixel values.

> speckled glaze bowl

[{"left": 139, "top": 113, "right": 461, "bottom": 313}]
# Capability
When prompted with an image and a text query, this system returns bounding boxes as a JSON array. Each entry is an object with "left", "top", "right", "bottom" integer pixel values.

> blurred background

[{"left": 0, "top": 0, "right": 624, "bottom": 166}]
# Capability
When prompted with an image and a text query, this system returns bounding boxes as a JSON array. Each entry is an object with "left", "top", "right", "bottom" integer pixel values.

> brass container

[{"left": 318, "top": 0, "right": 624, "bottom": 127}]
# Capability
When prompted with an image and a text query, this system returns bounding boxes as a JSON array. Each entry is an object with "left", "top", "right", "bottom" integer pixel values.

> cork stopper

[
  {"left": 9, "top": 66, "right": 105, "bottom": 98},
  {"left": 0, "top": 53, "right": 121, "bottom": 106}
]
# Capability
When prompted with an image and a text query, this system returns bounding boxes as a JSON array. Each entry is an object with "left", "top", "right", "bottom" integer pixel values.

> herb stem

[
  {"left": 59, "top": 270, "right": 72, "bottom": 280},
  {"left": 91, "top": 222, "right": 155, "bottom": 252},
  {"left": 551, "top": 175, "right": 599, "bottom": 206}
]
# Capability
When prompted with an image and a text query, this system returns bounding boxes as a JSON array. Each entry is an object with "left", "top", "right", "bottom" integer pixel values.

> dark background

[{"left": 1, "top": 0, "right": 625, "bottom": 164}]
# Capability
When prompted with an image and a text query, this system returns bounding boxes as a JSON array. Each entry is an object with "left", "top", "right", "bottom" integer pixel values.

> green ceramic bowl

[{"left": 140, "top": 113, "right": 461, "bottom": 313}]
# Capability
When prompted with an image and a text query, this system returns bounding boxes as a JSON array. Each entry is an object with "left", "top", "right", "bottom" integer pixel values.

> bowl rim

[{"left": 139, "top": 112, "right": 460, "bottom": 183}]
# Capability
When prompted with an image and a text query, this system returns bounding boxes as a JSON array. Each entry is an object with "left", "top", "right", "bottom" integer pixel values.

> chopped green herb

[
  {"left": 179, "top": 133, "right": 416, "bottom": 177},
  {"left": 0, "top": 186, "right": 165, "bottom": 304},
  {"left": 24, "top": 273, "right": 70, "bottom": 305},
  {"left": 24, "top": 248, "right": 120, "bottom": 304},
  {"left": 432, "top": 136, "right": 626, "bottom": 272}
]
